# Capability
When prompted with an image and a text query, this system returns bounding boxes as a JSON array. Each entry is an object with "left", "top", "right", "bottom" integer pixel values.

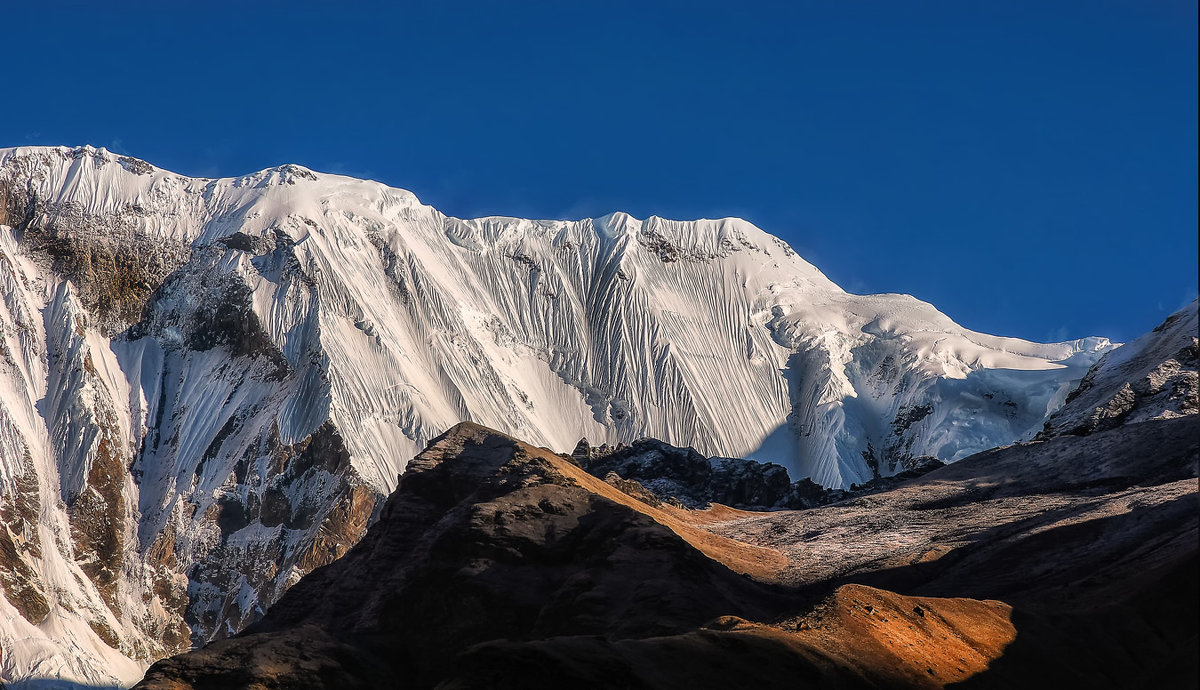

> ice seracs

[{"left": 0, "top": 145, "right": 1111, "bottom": 686}]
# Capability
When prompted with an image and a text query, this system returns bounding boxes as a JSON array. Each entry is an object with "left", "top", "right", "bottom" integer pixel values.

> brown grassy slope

[{"left": 706, "top": 415, "right": 1199, "bottom": 689}]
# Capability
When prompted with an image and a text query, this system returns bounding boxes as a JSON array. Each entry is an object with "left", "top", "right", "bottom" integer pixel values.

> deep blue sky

[{"left": 4, "top": 1, "right": 1195, "bottom": 343}]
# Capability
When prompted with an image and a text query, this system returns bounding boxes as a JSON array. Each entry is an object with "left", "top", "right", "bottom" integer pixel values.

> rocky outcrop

[
  {"left": 181, "top": 423, "right": 379, "bottom": 644},
  {"left": 1, "top": 148, "right": 191, "bottom": 334},
  {"left": 1039, "top": 300, "right": 1197, "bottom": 438},
  {"left": 0, "top": 448, "right": 48, "bottom": 626},
  {"left": 572, "top": 436, "right": 942, "bottom": 511}
]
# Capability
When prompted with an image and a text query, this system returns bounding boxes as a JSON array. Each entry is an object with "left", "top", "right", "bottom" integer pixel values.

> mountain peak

[{"left": 0, "top": 146, "right": 1117, "bottom": 685}]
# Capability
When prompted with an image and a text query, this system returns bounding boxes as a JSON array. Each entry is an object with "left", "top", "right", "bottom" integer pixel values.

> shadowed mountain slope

[{"left": 134, "top": 423, "right": 1027, "bottom": 689}]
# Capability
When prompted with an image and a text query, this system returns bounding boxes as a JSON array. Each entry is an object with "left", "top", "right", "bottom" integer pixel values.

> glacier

[{"left": 0, "top": 145, "right": 1111, "bottom": 686}]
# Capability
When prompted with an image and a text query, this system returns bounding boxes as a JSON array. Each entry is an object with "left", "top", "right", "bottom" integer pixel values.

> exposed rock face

[
  {"left": 181, "top": 423, "right": 379, "bottom": 645},
  {"left": 1039, "top": 300, "right": 1197, "bottom": 438},
  {"left": 0, "top": 452, "right": 48, "bottom": 626},
  {"left": 575, "top": 436, "right": 814, "bottom": 509},
  {"left": 573, "top": 436, "right": 942, "bottom": 511}
]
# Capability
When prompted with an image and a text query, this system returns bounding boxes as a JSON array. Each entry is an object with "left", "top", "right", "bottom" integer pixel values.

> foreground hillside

[
  {"left": 133, "top": 422, "right": 1012, "bottom": 688},
  {"left": 137, "top": 305, "right": 1197, "bottom": 689},
  {"left": 137, "top": 412, "right": 1197, "bottom": 688},
  {"left": 0, "top": 145, "right": 1110, "bottom": 684}
]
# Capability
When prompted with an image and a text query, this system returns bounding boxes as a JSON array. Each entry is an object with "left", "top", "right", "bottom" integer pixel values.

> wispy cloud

[
  {"left": 323, "top": 161, "right": 376, "bottom": 181},
  {"left": 1178, "top": 288, "right": 1199, "bottom": 311},
  {"left": 1046, "top": 325, "right": 1071, "bottom": 343}
]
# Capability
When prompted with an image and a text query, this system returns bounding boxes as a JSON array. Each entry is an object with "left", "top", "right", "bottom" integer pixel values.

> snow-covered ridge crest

[
  {"left": 1, "top": 145, "right": 1110, "bottom": 686},
  {"left": 0, "top": 142, "right": 1111, "bottom": 485},
  {"left": 0, "top": 143, "right": 1111, "bottom": 486}
]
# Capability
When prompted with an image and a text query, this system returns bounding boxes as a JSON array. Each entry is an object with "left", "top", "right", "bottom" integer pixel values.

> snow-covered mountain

[{"left": 0, "top": 145, "right": 1110, "bottom": 686}]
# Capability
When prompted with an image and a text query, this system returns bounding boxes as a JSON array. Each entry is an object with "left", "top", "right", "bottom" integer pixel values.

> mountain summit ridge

[{"left": 0, "top": 144, "right": 1109, "bottom": 483}]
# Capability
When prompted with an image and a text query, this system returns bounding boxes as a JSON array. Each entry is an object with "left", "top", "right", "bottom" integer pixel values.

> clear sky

[{"left": 3, "top": 1, "right": 1195, "bottom": 343}]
